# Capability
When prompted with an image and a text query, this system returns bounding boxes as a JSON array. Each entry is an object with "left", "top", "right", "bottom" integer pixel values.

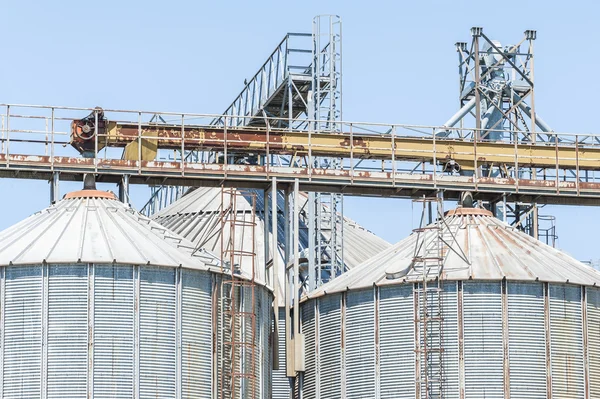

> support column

[
  {"left": 284, "top": 185, "right": 295, "bottom": 377},
  {"left": 293, "top": 179, "right": 304, "bottom": 372},
  {"left": 118, "top": 174, "right": 130, "bottom": 204},
  {"left": 271, "top": 177, "right": 280, "bottom": 370},
  {"left": 49, "top": 172, "right": 60, "bottom": 204},
  {"left": 308, "top": 192, "right": 316, "bottom": 291}
]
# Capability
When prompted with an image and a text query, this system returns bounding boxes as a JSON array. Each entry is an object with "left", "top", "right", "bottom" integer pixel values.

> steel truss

[{"left": 442, "top": 27, "right": 556, "bottom": 239}]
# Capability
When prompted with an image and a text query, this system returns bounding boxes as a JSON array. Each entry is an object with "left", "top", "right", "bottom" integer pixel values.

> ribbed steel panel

[
  {"left": 587, "top": 287, "right": 600, "bottom": 398},
  {"left": 181, "top": 269, "right": 212, "bottom": 399},
  {"left": 302, "top": 301, "right": 316, "bottom": 399},
  {"left": 273, "top": 307, "right": 292, "bottom": 399},
  {"left": 507, "top": 282, "right": 547, "bottom": 399},
  {"left": 463, "top": 282, "right": 503, "bottom": 399},
  {"left": 47, "top": 265, "right": 88, "bottom": 398},
  {"left": 3, "top": 266, "right": 42, "bottom": 399},
  {"left": 93, "top": 264, "right": 134, "bottom": 398},
  {"left": 379, "top": 285, "right": 414, "bottom": 399},
  {"left": 549, "top": 284, "right": 584, "bottom": 399},
  {"left": 260, "top": 289, "right": 272, "bottom": 399},
  {"left": 318, "top": 294, "right": 342, "bottom": 399},
  {"left": 139, "top": 266, "right": 177, "bottom": 398},
  {"left": 441, "top": 282, "right": 459, "bottom": 399},
  {"left": 345, "top": 289, "right": 375, "bottom": 398}
]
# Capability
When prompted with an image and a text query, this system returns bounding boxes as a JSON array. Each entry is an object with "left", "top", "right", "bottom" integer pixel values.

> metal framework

[
  {"left": 3, "top": 104, "right": 600, "bottom": 204},
  {"left": 141, "top": 16, "right": 346, "bottom": 291},
  {"left": 219, "top": 187, "right": 259, "bottom": 399},
  {"left": 308, "top": 15, "right": 344, "bottom": 291},
  {"left": 442, "top": 28, "right": 551, "bottom": 239}
]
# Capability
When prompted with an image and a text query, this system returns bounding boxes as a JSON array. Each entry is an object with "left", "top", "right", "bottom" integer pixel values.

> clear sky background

[{"left": 1, "top": 0, "right": 599, "bottom": 261}]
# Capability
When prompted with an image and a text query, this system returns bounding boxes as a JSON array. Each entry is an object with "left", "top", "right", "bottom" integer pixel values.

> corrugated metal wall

[
  {"left": 181, "top": 269, "right": 212, "bottom": 399},
  {"left": 0, "top": 264, "right": 271, "bottom": 399},
  {"left": 549, "top": 284, "right": 585, "bottom": 399},
  {"left": 507, "top": 282, "right": 547, "bottom": 399},
  {"left": 463, "top": 282, "right": 504, "bottom": 399},
  {"left": 4, "top": 266, "right": 42, "bottom": 399},
  {"left": 441, "top": 282, "right": 459, "bottom": 399},
  {"left": 318, "top": 294, "right": 342, "bottom": 399},
  {"left": 300, "top": 280, "right": 597, "bottom": 399},
  {"left": 94, "top": 264, "right": 135, "bottom": 398},
  {"left": 47, "top": 265, "right": 88, "bottom": 399},
  {"left": 345, "top": 289, "right": 375, "bottom": 398},
  {"left": 302, "top": 301, "right": 316, "bottom": 399},
  {"left": 139, "top": 266, "right": 177, "bottom": 398},
  {"left": 273, "top": 307, "right": 292, "bottom": 399},
  {"left": 379, "top": 285, "right": 414, "bottom": 399},
  {"left": 587, "top": 287, "right": 600, "bottom": 399}
]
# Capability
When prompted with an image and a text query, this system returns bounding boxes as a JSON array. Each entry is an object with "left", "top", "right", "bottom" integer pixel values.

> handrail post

[
  {"left": 349, "top": 122, "right": 354, "bottom": 182},
  {"left": 6, "top": 105, "right": 10, "bottom": 167},
  {"left": 50, "top": 108, "right": 55, "bottom": 170},
  {"left": 391, "top": 126, "right": 396, "bottom": 187},
  {"left": 181, "top": 114, "right": 185, "bottom": 177},
  {"left": 575, "top": 135, "right": 580, "bottom": 195},
  {"left": 138, "top": 112, "right": 142, "bottom": 174},
  {"left": 224, "top": 116, "right": 228, "bottom": 179},
  {"left": 94, "top": 109, "right": 99, "bottom": 173},
  {"left": 555, "top": 134, "right": 560, "bottom": 194},
  {"left": 432, "top": 127, "right": 437, "bottom": 189},
  {"left": 514, "top": 128, "right": 519, "bottom": 193}
]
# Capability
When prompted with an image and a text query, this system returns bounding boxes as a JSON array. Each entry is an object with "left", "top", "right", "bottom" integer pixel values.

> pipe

[
  {"left": 436, "top": 97, "right": 477, "bottom": 136},
  {"left": 512, "top": 92, "right": 553, "bottom": 133}
]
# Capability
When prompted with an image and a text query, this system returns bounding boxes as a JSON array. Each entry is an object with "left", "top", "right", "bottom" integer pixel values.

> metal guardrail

[
  {"left": 2, "top": 104, "right": 600, "bottom": 204},
  {"left": 211, "top": 33, "right": 312, "bottom": 127}
]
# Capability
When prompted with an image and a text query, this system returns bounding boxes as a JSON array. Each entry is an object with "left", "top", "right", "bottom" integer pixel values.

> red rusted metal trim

[
  {"left": 446, "top": 208, "right": 493, "bottom": 217},
  {"left": 64, "top": 190, "right": 117, "bottom": 199}
]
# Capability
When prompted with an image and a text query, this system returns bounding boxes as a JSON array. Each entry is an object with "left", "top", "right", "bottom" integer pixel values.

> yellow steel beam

[{"left": 73, "top": 121, "right": 600, "bottom": 171}]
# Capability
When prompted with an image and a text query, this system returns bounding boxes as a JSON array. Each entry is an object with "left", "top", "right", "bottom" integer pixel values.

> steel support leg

[
  {"left": 270, "top": 177, "right": 280, "bottom": 370},
  {"left": 49, "top": 172, "right": 60, "bottom": 204},
  {"left": 118, "top": 174, "right": 130, "bottom": 204}
]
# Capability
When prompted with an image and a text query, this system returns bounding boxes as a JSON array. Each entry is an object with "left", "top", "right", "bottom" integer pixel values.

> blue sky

[{"left": 1, "top": 0, "right": 599, "bottom": 260}]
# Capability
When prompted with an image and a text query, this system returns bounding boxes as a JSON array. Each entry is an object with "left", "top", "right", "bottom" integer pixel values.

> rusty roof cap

[
  {"left": 64, "top": 190, "right": 117, "bottom": 200},
  {"left": 445, "top": 207, "right": 493, "bottom": 217}
]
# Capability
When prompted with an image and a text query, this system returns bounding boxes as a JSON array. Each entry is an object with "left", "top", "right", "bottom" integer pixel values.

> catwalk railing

[{"left": 2, "top": 103, "right": 600, "bottom": 204}]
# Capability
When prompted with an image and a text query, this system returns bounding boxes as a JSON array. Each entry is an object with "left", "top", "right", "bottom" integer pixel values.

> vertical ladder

[
  {"left": 413, "top": 196, "right": 445, "bottom": 399},
  {"left": 309, "top": 15, "right": 345, "bottom": 290},
  {"left": 314, "top": 192, "right": 344, "bottom": 285},
  {"left": 220, "top": 188, "right": 259, "bottom": 399}
]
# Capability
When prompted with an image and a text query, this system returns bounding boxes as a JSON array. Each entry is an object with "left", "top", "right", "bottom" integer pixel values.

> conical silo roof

[
  {"left": 305, "top": 207, "right": 600, "bottom": 299},
  {"left": 153, "top": 186, "right": 391, "bottom": 302},
  {"left": 0, "top": 189, "right": 223, "bottom": 273}
]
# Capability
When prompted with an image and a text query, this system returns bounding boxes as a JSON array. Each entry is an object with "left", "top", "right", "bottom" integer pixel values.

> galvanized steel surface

[
  {"left": 462, "top": 282, "right": 503, "bottom": 398},
  {"left": 0, "top": 194, "right": 221, "bottom": 272},
  {"left": 378, "top": 284, "right": 414, "bottom": 399},
  {"left": 549, "top": 285, "right": 585, "bottom": 398},
  {"left": 587, "top": 288, "right": 600, "bottom": 399},
  {"left": 301, "top": 281, "right": 599, "bottom": 399},
  {"left": 507, "top": 282, "right": 547, "bottom": 399},
  {"left": 305, "top": 211, "right": 600, "bottom": 300},
  {"left": 0, "top": 264, "right": 272, "bottom": 398},
  {"left": 345, "top": 289, "right": 375, "bottom": 398},
  {"left": 153, "top": 186, "right": 391, "bottom": 302}
]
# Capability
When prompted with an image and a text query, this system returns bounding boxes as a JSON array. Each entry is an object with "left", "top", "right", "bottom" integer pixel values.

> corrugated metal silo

[
  {"left": 152, "top": 186, "right": 391, "bottom": 399},
  {"left": 299, "top": 207, "right": 600, "bottom": 399},
  {"left": 0, "top": 187, "right": 272, "bottom": 398}
]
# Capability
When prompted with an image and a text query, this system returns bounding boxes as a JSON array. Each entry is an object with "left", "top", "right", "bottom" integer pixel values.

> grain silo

[
  {"left": 152, "top": 186, "right": 391, "bottom": 398},
  {"left": 0, "top": 184, "right": 272, "bottom": 399},
  {"left": 299, "top": 206, "right": 600, "bottom": 399}
]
